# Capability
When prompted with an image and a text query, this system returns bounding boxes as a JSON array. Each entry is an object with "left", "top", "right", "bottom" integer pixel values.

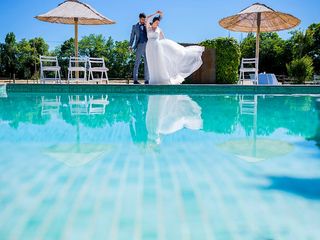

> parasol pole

[
  {"left": 74, "top": 18, "right": 79, "bottom": 58},
  {"left": 74, "top": 17, "right": 79, "bottom": 79},
  {"left": 255, "top": 12, "right": 261, "bottom": 80}
]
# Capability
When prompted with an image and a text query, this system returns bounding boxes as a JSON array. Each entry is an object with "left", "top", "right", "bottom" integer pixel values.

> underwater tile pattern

[{"left": 0, "top": 93, "right": 320, "bottom": 240}]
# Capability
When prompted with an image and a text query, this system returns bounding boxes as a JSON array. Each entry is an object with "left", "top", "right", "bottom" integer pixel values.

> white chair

[
  {"left": 88, "top": 95, "right": 109, "bottom": 115},
  {"left": 41, "top": 96, "right": 61, "bottom": 116},
  {"left": 40, "top": 56, "right": 61, "bottom": 84},
  {"left": 239, "top": 58, "right": 258, "bottom": 85},
  {"left": 314, "top": 75, "right": 320, "bottom": 85},
  {"left": 67, "top": 57, "right": 87, "bottom": 83},
  {"left": 88, "top": 57, "right": 109, "bottom": 84}
]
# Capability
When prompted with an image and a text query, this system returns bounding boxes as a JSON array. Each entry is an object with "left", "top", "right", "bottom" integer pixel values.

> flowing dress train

[{"left": 146, "top": 27, "right": 204, "bottom": 84}]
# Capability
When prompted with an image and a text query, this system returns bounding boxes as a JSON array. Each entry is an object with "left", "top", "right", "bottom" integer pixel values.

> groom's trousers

[{"left": 133, "top": 43, "right": 149, "bottom": 82}]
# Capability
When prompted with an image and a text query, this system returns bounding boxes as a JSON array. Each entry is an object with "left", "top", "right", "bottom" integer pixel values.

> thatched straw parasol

[
  {"left": 35, "top": 0, "right": 116, "bottom": 58},
  {"left": 219, "top": 3, "right": 300, "bottom": 72}
]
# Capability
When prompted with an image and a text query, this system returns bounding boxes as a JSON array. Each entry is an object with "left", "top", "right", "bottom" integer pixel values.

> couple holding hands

[{"left": 129, "top": 11, "right": 204, "bottom": 85}]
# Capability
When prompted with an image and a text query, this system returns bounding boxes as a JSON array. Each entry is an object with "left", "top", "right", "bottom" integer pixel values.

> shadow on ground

[{"left": 262, "top": 176, "right": 320, "bottom": 200}]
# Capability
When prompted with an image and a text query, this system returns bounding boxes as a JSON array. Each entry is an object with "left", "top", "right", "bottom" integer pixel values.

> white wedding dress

[
  {"left": 146, "top": 27, "right": 204, "bottom": 84},
  {"left": 146, "top": 95, "right": 203, "bottom": 144}
]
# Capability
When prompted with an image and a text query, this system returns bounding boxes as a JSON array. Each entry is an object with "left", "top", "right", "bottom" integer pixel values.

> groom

[{"left": 129, "top": 13, "right": 149, "bottom": 84}]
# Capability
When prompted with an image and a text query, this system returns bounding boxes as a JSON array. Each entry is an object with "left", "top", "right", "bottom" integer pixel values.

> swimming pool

[{"left": 0, "top": 86, "right": 320, "bottom": 239}]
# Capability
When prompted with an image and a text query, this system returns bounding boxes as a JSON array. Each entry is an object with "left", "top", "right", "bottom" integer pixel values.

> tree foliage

[
  {"left": 286, "top": 56, "right": 314, "bottom": 83},
  {"left": 240, "top": 27, "right": 320, "bottom": 75},
  {"left": 241, "top": 32, "right": 291, "bottom": 75},
  {"left": 0, "top": 33, "right": 48, "bottom": 79},
  {"left": 79, "top": 35, "right": 135, "bottom": 78},
  {"left": 53, "top": 38, "right": 75, "bottom": 78},
  {"left": 293, "top": 23, "right": 320, "bottom": 74},
  {"left": 16, "top": 37, "right": 49, "bottom": 79},
  {"left": 1, "top": 32, "right": 18, "bottom": 78}
]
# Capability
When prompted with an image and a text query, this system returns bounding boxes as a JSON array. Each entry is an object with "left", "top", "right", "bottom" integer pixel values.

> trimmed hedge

[{"left": 201, "top": 37, "right": 241, "bottom": 84}]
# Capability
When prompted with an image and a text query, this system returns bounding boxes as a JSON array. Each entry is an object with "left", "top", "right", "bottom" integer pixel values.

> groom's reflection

[{"left": 129, "top": 94, "right": 149, "bottom": 145}]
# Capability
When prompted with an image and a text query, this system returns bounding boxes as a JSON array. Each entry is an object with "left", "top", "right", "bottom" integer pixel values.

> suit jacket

[{"left": 130, "top": 23, "right": 148, "bottom": 50}]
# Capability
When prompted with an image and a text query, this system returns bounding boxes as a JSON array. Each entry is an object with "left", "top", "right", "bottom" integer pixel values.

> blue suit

[{"left": 130, "top": 23, "right": 149, "bottom": 83}]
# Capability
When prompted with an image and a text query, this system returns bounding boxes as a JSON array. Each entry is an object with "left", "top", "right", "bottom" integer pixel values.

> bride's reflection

[{"left": 146, "top": 95, "right": 203, "bottom": 144}]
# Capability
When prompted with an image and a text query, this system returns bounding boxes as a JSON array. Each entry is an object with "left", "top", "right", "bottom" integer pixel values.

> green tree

[
  {"left": 79, "top": 34, "right": 108, "bottom": 57},
  {"left": 286, "top": 56, "right": 314, "bottom": 84},
  {"left": 241, "top": 32, "right": 290, "bottom": 75},
  {"left": 240, "top": 32, "right": 256, "bottom": 58},
  {"left": 306, "top": 23, "right": 320, "bottom": 74},
  {"left": 30, "top": 37, "right": 49, "bottom": 56},
  {"left": 79, "top": 35, "right": 114, "bottom": 77},
  {"left": 79, "top": 35, "right": 135, "bottom": 79},
  {"left": 15, "top": 37, "right": 49, "bottom": 79},
  {"left": 29, "top": 37, "right": 49, "bottom": 79},
  {"left": 288, "top": 29, "right": 313, "bottom": 59},
  {"left": 288, "top": 25, "right": 320, "bottom": 74},
  {"left": 109, "top": 40, "right": 135, "bottom": 79},
  {"left": 16, "top": 39, "right": 33, "bottom": 79},
  {"left": 54, "top": 38, "right": 75, "bottom": 78},
  {"left": 2, "top": 32, "right": 18, "bottom": 79}
]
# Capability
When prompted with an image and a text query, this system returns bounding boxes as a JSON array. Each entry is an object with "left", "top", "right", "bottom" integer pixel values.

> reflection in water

[
  {"left": 44, "top": 144, "right": 112, "bottom": 167},
  {"left": 129, "top": 95, "right": 148, "bottom": 145},
  {"left": 0, "top": 85, "right": 6, "bottom": 98},
  {"left": 1, "top": 93, "right": 320, "bottom": 239},
  {"left": 69, "top": 95, "right": 89, "bottom": 115},
  {"left": 219, "top": 95, "right": 295, "bottom": 162},
  {"left": 308, "top": 99, "right": 320, "bottom": 148},
  {"left": 146, "top": 95, "right": 203, "bottom": 144},
  {"left": 219, "top": 138, "right": 294, "bottom": 162},
  {"left": 68, "top": 95, "right": 109, "bottom": 116},
  {"left": 42, "top": 94, "right": 110, "bottom": 166},
  {"left": 0, "top": 93, "right": 319, "bottom": 147},
  {"left": 41, "top": 96, "right": 61, "bottom": 116},
  {"left": 88, "top": 95, "right": 109, "bottom": 115}
]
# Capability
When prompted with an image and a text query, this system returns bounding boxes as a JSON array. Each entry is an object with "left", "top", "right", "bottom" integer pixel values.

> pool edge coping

[{"left": 4, "top": 83, "right": 320, "bottom": 95}]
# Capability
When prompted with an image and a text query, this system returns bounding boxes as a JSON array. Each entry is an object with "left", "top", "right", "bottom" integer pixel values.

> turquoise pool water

[{"left": 0, "top": 92, "right": 320, "bottom": 240}]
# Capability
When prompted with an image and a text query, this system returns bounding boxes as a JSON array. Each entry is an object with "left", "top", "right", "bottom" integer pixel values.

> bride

[{"left": 146, "top": 11, "right": 204, "bottom": 85}]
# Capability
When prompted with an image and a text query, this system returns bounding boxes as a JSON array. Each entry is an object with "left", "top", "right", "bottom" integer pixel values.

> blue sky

[{"left": 1, "top": 0, "right": 320, "bottom": 49}]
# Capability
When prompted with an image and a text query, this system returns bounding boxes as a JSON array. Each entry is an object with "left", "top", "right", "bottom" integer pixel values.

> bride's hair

[{"left": 151, "top": 15, "right": 161, "bottom": 24}]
